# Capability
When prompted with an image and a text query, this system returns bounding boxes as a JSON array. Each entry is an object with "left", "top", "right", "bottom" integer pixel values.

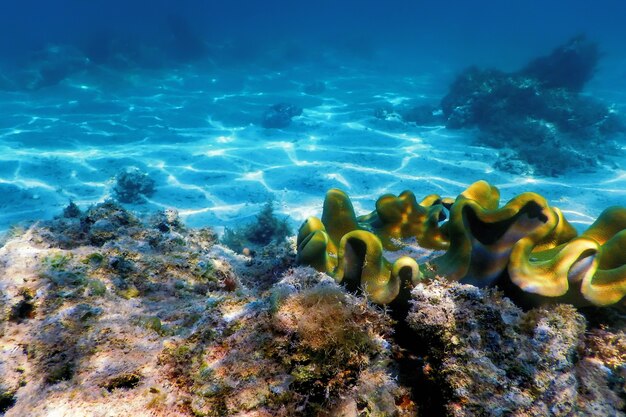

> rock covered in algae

[
  {"left": 407, "top": 279, "right": 625, "bottom": 417},
  {"left": 0, "top": 202, "right": 415, "bottom": 416},
  {"left": 0, "top": 204, "right": 239, "bottom": 416},
  {"left": 168, "top": 267, "right": 415, "bottom": 416}
]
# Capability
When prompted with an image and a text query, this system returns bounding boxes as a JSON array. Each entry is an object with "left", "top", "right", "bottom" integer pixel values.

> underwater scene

[{"left": 0, "top": 0, "right": 625, "bottom": 415}]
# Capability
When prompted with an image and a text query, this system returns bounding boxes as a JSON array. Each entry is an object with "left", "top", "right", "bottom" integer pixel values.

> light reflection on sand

[{"left": 0, "top": 63, "right": 623, "bottom": 233}]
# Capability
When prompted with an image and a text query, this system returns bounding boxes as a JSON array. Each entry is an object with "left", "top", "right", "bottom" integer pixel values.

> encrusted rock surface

[
  {"left": 173, "top": 268, "right": 414, "bottom": 416},
  {"left": 407, "top": 280, "right": 626, "bottom": 417},
  {"left": 0, "top": 203, "right": 414, "bottom": 416}
]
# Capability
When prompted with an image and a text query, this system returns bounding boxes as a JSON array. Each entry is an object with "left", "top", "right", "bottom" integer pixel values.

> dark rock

[
  {"left": 0, "top": 387, "right": 16, "bottom": 414},
  {"left": 89, "top": 219, "right": 118, "bottom": 246},
  {"left": 40, "top": 200, "right": 141, "bottom": 248},
  {"left": 108, "top": 255, "right": 136, "bottom": 276},
  {"left": 103, "top": 373, "right": 142, "bottom": 392},
  {"left": 71, "top": 303, "right": 103, "bottom": 322},
  {"left": 261, "top": 103, "right": 303, "bottom": 128},
  {"left": 9, "top": 290, "right": 35, "bottom": 322},
  {"left": 149, "top": 209, "right": 185, "bottom": 234}
]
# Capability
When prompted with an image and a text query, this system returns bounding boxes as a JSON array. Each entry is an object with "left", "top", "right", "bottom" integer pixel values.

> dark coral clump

[
  {"left": 441, "top": 36, "right": 624, "bottom": 176},
  {"left": 222, "top": 201, "right": 292, "bottom": 252},
  {"left": 40, "top": 200, "right": 142, "bottom": 248},
  {"left": 0, "top": 387, "right": 16, "bottom": 414},
  {"left": 261, "top": 103, "right": 303, "bottom": 128},
  {"left": 521, "top": 34, "right": 600, "bottom": 92},
  {"left": 113, "top": 168, "right": 156, "bottom": 204},
  {"left": 62, "top": 201, "right": 81, "bottom": 219},
  {"left": 9, "top": 289, "right": 35, "bottom": 322}
]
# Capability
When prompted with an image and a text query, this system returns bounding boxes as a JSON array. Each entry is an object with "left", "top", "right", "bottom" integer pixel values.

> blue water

[{"left": 0, "top": 0, "right": 625, "bottom": 232}]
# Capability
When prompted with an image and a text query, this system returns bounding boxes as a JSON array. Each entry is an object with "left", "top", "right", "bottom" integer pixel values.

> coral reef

[
  {"left": 296, "top": 181, "right": 626, "bottom": 307},
  {"left": 520, "top": 35, "right": 599, "bottom": 92},
  {"left": 440, "top": 37, "right": 624, "bottom": 176},
  {"left": 261, "top": 103, "right": 303, "bottom": 128},
  {"left": 2, "top": 200, "right": 624, "bottom": 416},
  {"left": 407, "top": 279, "right": 625, "bottom": 417}
]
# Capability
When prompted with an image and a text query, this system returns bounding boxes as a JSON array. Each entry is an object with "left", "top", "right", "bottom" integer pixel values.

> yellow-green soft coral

[
  {"left": 296, "top": 189, "right": 361, "bottom": 274},
  {"left": 297, "top": 226, "right": 420, "bottom": 305},
  {"left": 297, "top": 181, "right": 626, "bottom": 306},
  {"left": 335, "top": 230, "right": 420, "bottom": 304},
  {"left": 433, "top": 182, "right": 575, "bottom": 286},
  {"left": 358, "top": 191, "right": 449, "bottom": 250},
  {"left": 296, "top": 189, "right": 423, "bottom": 304},
  {"left": 509, "top": 206, "right": 626, "bottom": 306}
]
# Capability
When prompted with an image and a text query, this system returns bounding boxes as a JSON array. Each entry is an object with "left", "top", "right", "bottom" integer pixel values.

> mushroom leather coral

[
  {"left": 510, "top": 206, "right": 626, "bottom": 306},
  {"left": 335, "top": 230, "right": 421, "bottom": 304},
  {"left": 297, "top": 226, "right": 421, "bottom": 305},
  {"left": 296, "top": 189, "right": 423, "bottom": 304},
  {"left": 297, "top": 181, "right": 626, "bottom": 306},
  {"left": 434, "top": 181, "right": 578, "bottom": 286},
  {"left": 357, "top": 190, "right": 449, "bottom": 251}
]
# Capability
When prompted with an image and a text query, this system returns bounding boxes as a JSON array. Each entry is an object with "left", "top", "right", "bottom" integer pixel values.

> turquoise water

[{"left": 0, "top": 1, "right": 625, "bottom": 233}]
